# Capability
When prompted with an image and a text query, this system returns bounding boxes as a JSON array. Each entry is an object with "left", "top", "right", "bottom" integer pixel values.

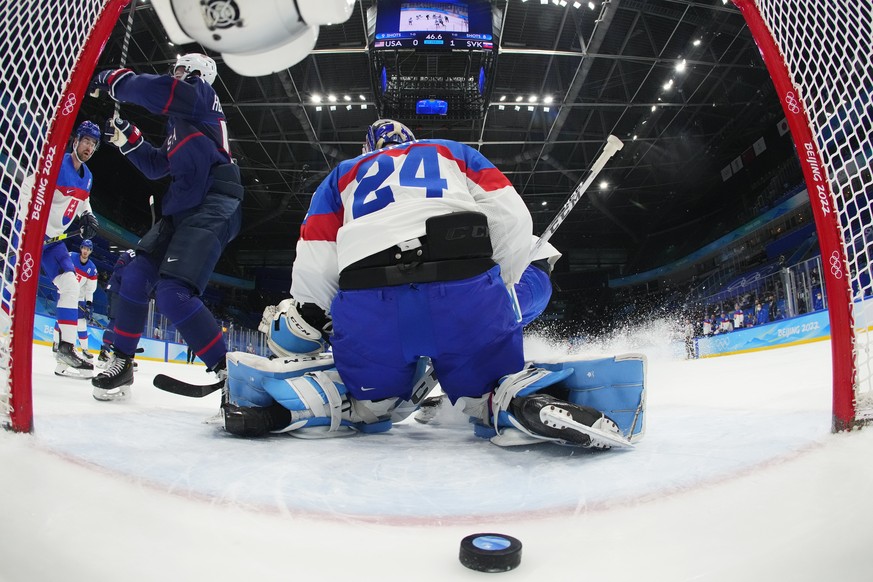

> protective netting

[
  {"left": 743, "top": 1, "right": 873, "bottom": 423},
  {"left": 0, "top": 0, "right": 116, "bottom": 429}
]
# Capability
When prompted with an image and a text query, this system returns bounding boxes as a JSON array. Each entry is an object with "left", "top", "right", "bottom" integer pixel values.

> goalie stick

[
  {"left": 152, "top": 355, "right": 441, "bottom": 409},
  {"left": 529, "top": 134, "right": 624, "bottom": 261}
]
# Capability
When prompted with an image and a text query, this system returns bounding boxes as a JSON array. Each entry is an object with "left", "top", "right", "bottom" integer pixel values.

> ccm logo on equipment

[{"left": 445, "top": 225, "right": 488, "bottom": 240}]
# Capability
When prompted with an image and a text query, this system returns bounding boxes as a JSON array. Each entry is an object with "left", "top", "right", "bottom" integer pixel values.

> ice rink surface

[{"left": 1, "top": 330, "right": 872, "bottom": 581}]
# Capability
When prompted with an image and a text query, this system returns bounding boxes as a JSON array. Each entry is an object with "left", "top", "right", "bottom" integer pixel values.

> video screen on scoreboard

[{"left": 373, "top": 0, "right": 493, "bottom": 51}]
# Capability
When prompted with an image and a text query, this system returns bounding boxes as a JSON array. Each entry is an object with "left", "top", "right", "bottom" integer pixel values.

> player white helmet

[
  {"left": 363, "top": 119, "right": 416, "bottom": 154},
  {"left": 174, "top": 53, "right": 217, "bottom": 85}
]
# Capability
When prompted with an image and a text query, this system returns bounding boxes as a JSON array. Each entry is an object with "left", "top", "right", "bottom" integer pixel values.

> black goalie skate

[{"left": 510, "top": 394, "right": 626, "bottom": 449}]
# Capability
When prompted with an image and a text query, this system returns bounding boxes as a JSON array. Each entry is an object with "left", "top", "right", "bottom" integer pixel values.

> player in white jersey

[
  {"left": 42, "top": 121, "right": 101, "bottom": 375},
  {"left": 54, "top": 239, "right": 99, "bottom": 378}
]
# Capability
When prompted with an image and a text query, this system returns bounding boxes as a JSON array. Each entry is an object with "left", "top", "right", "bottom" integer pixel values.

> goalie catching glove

[
  {"left": 258, "top": 298, "right": 332, "bottom": 357},
  {"left": 104, "top": 117, "right": 143, "bottom": 155}
]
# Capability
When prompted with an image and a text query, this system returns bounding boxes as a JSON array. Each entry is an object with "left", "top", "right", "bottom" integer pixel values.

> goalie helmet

[
  {"left": 363, "top": 119, "right": 416, "bottom": 154},
  {"left": 174, "top": 53, "right": 217, "bottom": 85},
  {"left": 75, "top": 121, "right": 101, "bottom": 145}
]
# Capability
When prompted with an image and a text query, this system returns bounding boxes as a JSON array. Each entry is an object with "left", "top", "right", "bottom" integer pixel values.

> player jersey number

[{"left": 352, "top": 146, "right": 448, "bottom": 218}]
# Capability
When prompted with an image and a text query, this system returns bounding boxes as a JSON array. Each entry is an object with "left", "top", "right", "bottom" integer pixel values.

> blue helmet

[
  {"left": 80, "top": 239, "right": 93, "bottom": 249},
  {"left": 76, "top": 121, "right": 101, "bottom": 144},
  {"left": 363, "top": 119, "right": 415, "bottom": 154}
]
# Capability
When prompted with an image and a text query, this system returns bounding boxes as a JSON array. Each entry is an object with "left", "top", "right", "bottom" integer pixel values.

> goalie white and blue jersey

[{"left": 291, "top": 138, "right": 533, "bottom": 311}]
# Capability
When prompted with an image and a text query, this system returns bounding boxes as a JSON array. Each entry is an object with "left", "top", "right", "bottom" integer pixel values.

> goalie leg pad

[
  {"left": 226, "top": 350, "right": 334, "bottom": 407},
  {"left": 535, "top": 354, "right": 646, "bottom": 443},
  {"left": 262, "top": 370, "right": 393, "bottom": 437}
]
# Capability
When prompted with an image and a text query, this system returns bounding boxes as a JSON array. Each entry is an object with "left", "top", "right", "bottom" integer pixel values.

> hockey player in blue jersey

[
  {"left": 221, "top": 120, "right": 642, "bottom": 448},
  {"left": 42, "top": 121, "right": 101, "bottom": 376},
  {"left": 98, "top": 248, "right": 135, "bottom": 364},
  {"left": 88, "top": 53, "right": 244, "bottom": 401}
]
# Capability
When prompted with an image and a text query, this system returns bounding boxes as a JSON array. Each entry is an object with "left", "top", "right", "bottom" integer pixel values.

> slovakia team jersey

[
  {"left": 291, "top": 139, "right": 532, "bottom": 311},
  {"left": 112, "top": 72, "right": 231, "bottom": 216},
  {"left": 45, "top": 153, "right": 93, "bottom": 239},
  {"left": 70, "top": 253, "right": 98, "bottom": 301}
]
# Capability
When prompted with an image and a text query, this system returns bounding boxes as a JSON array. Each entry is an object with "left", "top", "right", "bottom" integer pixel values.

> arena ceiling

[{"left": 79, "top": 0, "right": 792, "bottom": 284}]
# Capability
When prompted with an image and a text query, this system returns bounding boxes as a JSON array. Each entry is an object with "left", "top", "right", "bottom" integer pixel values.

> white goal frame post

[
  {"left": 1, "top": 0, "right": 130, "bottom": 433},
  {"left": 733, "top": 0, "right": 873, "bottom": 431}
]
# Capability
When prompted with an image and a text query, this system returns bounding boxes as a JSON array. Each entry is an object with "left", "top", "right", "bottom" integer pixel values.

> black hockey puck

[{"left": 459, "top": 533, "right": 522, "bottom": 573}]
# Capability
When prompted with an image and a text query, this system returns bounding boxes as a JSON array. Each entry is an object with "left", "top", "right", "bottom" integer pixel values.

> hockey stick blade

[{"left": 153, "top": 374, "right": 224, "bottom": 398}]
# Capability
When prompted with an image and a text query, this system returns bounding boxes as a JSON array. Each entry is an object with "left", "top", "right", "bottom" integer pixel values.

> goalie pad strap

[
  {"left": 308, "top": 372, "right": 344, "bottom": 432},
  {"left": 490, "top": 367, "right": 553, "bottom": 432}
]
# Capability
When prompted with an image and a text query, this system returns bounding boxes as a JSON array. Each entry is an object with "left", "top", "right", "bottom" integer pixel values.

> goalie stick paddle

[{"left": 529, "top": 134, "right": 624, "bottom": 261}]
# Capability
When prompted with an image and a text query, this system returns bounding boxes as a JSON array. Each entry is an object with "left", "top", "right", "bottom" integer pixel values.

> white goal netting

[
  {"left": 0, "top": 0, "right": 123, "bottom": 431},
  {"left": 736, "top": 0, "right": 873, "bottom": 428}
]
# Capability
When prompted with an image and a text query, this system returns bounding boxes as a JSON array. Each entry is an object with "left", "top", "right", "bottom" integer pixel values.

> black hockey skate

[
  {"left": 510, "top": 393, "right": 625, "bottom": 449},
  {"left": 56, "top": 341, "right": 93, "bottom": 371},
  {"left": 91, "top": 350, "right": 134, "bottom": 401},
  {"left": 80, "top": 348, "right": 94, "bottom": 360},
  {"left": 222, "top": 402, "right": 292, "bottom": 437}
]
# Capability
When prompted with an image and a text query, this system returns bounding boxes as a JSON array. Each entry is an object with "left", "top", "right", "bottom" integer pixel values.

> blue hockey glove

[
  {"left": 104, "top": 117, "right": 143, "bottom": 155},
  {"left": 89, "top": 68, "right": 132, "bottom": 99}
]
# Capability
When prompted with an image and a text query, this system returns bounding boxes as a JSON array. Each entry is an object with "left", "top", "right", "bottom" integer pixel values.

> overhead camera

[{"left": 151, "top": 0, "right": 356, "bottom": 77}]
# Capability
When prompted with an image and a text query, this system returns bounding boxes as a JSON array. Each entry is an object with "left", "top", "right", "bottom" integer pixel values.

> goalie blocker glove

[
  {"left": 104, "top": 118, "right": 143, "bottom": 155},
  {"left": 80, "top": 212, "right": 99, "bottom": 240}
]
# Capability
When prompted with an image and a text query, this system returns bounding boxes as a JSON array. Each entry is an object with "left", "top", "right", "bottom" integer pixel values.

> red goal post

[
  {"left": 0, "top": 0, "right": 130, "bottom": 432},
  {"left": 733, "top": 0, "right": 873, "bottom": 431}
]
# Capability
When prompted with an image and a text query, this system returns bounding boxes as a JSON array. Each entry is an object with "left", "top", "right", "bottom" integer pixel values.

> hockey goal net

[
  {"left": 733, "top": 0, "right": 873, "bottom": 430},
  {"left": 0, "top": 0, "right": 129, "bottom": 432}
]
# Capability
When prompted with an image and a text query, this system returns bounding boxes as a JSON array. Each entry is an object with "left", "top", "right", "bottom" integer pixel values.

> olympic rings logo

[
  {"left": 829, "top": 250, "right": 843, "bottom": 279},
  {"left": 19, "top": 254, "right": 34, "bottom": 282},
  {"left": 61, "top": 93, "right": 77, "bottom": 116},
  {"left": 784, "top": 91, "right": 801, "bottom": 115}
]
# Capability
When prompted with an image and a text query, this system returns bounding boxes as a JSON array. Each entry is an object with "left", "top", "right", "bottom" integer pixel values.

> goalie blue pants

[{"left": 330, "top": 265, "right": 525, "bottom": 402}]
